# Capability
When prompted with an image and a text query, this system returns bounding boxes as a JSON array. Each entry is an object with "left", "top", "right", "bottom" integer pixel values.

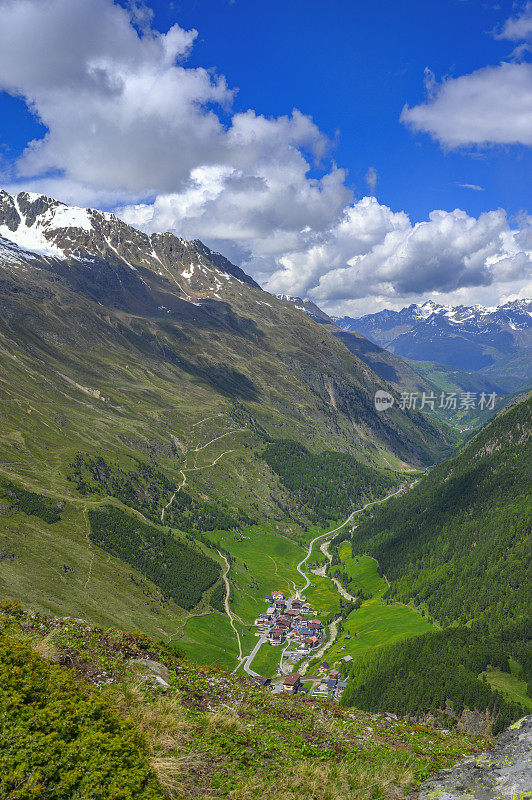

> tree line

[
  {"left": 88, "top": 507, "right": 221, "bottom": 610},
  {"left": 261, "top": 439, "right": 398, "bottom": 525}
]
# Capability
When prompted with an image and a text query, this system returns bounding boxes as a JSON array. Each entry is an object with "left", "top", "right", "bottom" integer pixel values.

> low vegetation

[
  {"left": 0, "top": 603, "right": 494, "bottom": 800},
  {"left": 0, "top": 617, "right": 163, "bottom": 800}
]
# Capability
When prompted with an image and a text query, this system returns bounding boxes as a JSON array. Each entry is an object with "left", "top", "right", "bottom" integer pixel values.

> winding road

[{"left": 236, "top": 484, "right": 413, "bottom": 677}]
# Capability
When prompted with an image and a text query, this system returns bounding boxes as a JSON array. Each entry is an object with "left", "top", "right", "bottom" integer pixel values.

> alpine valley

[{"left": 0, "top": 191, "right": 530, "bottom": 800}]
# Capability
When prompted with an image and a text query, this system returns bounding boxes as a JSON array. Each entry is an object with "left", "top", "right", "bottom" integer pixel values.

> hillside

[
  {"left": 276, "top": 295, "right": 510, "bottom": 432},
  {"left": 349, "top": 392, "right": 531, "bottom": 629},
  {"left": 0, "top": 602, "right": 494, "bottom": 800},
  {"left": 338, "top": 393, "right": 532, "bottom": 725},
  {"left": 0, "top": 190, "right": 453, "bottom": 645}
]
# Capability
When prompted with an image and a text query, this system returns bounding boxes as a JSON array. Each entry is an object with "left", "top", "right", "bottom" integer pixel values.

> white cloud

[
  {"left": 401, "top": 4, "right": 532, "bottom": 149},
  {"left": 401, "top": 62, "right": 532, "bottom": 148},
  {"left": 264, "top": 200, "right": 532, "bottom": 313},
  {"left": 457, "top": 183, "right": 484, "bottom": 191},
  {"left": 365, "top": 167, "right": 377, "bottom": 195},
  {"left": 0, "top": 0, "right": 530, "bottom": 316},
  {"left": 496, "top": 2, "right": 532, "bottom": 43}
]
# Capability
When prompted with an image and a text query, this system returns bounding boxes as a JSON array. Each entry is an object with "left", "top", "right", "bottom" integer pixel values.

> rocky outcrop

[{"left": 417, "top": 715, "right": 532, "bottom": 799}]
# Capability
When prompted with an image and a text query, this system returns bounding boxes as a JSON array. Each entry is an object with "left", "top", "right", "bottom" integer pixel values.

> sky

[{"left": 0, "top": 0, "right": 531, "bottom": 315}]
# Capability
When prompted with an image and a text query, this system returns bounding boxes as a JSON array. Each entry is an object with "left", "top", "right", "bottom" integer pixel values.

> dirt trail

[
  {"left": 218, "top": 551, "right": 242, "bottom": 660},
  {"left": 320, "top": 540, "right": 358, "bottom": 603},
  {"left": 160, "top": 491, "right": 176, "bottom": 523}
]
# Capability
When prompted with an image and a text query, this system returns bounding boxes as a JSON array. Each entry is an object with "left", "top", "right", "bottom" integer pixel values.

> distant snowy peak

[
  {"left": 335, "top": 299, "right": 532, "bottom": 334},
  {"left": 0, "top": 190, "right": 259, "bottom": 297},
  {"left": 332, "top": 298, "right": 532, "bottom": 374}
]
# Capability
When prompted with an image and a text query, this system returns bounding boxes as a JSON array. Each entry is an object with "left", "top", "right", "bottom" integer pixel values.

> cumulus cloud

[
  {"left": 0, "top": 0, "right": 530, "bottom": 315},
  {"left": 401, "top": 62, "right": 532, "bottom": 148},
  {"left": 264, "top": 200, "right": 532, "bottom": 312},
  {"left": 401, "top": 4, "right": 532, "bottom": 149}
]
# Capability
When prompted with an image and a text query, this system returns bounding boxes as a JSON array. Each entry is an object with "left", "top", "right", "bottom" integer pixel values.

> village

[{"left": 251, "top": 587, "right": 348, "bottom": 702}]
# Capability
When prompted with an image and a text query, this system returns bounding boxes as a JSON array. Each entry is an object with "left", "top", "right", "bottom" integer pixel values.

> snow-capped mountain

[
  {"left": 333, "top": 300, "right": 532, "bottom": 383},
  {"left": 0, "top": 190, "right": 259, "bottom": 307}
]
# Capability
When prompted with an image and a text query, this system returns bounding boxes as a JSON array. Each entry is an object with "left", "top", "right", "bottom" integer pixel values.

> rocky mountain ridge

[{"left": 0, "top": 190, "right": 259, "bottom": 303}]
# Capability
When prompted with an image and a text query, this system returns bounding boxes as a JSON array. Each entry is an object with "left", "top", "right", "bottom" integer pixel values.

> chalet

[
  {"left": 318, "top": 661, "right": 330, "bottom": 673},
  {"left": 274, "top": 600, "right": 286, "bottom": 610},
  {"left": 283, "top": 672, "right": 302, "bottom": 693},
  {"left": 291, "top": 600, "right": 303, "bottom": 610},
  {"left": 269, "top": 627, "right": 286, "bottom": 643},
  {"left": 308, "top": 619, "right": 323, "bottom": 630},
  {"left": 302, "top": 636, "right": 318, "bottom": 648},
  {"left": 299, "top": 627, "right": 313, "bottom": 637},
  {"left": 329, "top": 670, "right": 340, "bottom": 678},
  {"left": 271, "top": 591, "right": 285, "bottom": 600},
  {"left": 326, "top": 678, "right": 338, "bottom": 691},
  {"left": 252, "top": 675, "right": 272, "bottom": 687},
  {"left": 285, "top": 609, "right": 301, "bottom": 618}
]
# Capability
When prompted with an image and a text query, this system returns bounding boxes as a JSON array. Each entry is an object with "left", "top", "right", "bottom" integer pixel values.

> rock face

[{"left": 417, "top": 715, "right": 532, "bottom": 799}]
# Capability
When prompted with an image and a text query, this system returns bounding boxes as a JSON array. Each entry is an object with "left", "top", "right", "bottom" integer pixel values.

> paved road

[
  {"left": 235, "top": 482, "right": 419, "bottom": 677},
  {"left": 295, "top": 485, "right": 409, "bottom": 590},
  {"left": 234, "top": 633, "right": 267, "bottom": 677}
]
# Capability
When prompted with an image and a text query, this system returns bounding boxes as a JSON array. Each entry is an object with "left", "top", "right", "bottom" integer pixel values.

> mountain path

[{"left": 218, "top": 551, "right": 242, "bottom": 661}]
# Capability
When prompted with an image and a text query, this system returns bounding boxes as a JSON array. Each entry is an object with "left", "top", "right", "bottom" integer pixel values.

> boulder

[
  {"left": 417, "top": 715, "right": 532, "bottom": 799},
  {"left": 130, "top": 658, "right": 171, "bottom": 690}
]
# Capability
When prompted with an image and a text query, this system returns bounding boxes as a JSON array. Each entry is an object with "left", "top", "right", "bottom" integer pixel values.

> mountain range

[
  {"left": 334, "top": 299, "right": 532, "bottom": 390},
  {"left": 275, "top": 294, "right": 520, "bottom": 428},
  {"left": 1, "top": 190, "right": 530, "bottom": 796}
]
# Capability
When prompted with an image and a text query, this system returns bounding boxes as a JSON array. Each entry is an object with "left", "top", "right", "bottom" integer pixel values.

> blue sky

[
  {"left": 148, "top": 0, "right": 530, "bottom": 221},
  {"left": 0, "top": 0, "right": 530, "bottom": 313}
]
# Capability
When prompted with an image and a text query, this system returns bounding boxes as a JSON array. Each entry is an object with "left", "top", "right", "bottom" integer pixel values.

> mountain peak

[{"left": 0, "top": 189, "right": 260, "bottom": 296}]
